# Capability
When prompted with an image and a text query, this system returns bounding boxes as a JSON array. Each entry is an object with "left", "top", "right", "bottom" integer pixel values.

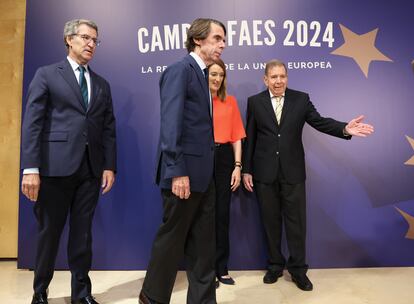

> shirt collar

[
  {"left": 67, "top": 56, "right": 89, "bottom": 73},
  {"left": 268, "top": 90, "right": 285, "bottom": 99},
  {"left": 190, "top": 52, "right": 207, "bottom": 72}
]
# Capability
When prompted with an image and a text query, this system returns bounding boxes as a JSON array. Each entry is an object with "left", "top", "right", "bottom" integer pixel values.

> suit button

[
  {"left": 276, "top": 151, "right": 279, "bottom": 155},
  {"left": 278, "top": 134, "right": 281, "bottom": 137},
  {"left": 83, "top": 132, "right": 87, "bottom": 137}
]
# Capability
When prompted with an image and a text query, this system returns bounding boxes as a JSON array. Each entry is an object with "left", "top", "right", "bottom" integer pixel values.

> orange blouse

[{"left": 213, "top": 95, "right": 246, "bottom": 144}]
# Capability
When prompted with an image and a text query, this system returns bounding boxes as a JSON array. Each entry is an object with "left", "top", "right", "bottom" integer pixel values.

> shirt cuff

[
  {"left": 343, "top": 128, "right": 351, "bottom": 137},
  {"left": 23, "top": 168, "right": 39, "bottom": 174}
]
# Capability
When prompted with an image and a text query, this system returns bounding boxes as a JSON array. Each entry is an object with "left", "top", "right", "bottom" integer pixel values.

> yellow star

[
  {"left": 331, "top": 24, "right": 393, "bottom": 77},
  {"left": 395, "top": 207, "right": 414, "bottom": 239},
  {"left": 405, "top": 135, "right": 414, "bottom": 165}
]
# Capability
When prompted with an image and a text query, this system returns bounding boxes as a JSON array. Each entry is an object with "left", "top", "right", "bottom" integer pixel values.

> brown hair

[
  {"left": 185, "top": 18, "right": 226, "bottom": 53},
  {"left": 209, "top": 58, "right": 227, "bottom": 101}
]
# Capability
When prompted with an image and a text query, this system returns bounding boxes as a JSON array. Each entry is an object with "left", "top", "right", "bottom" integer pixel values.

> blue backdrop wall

[{"left": 18, "top": 0, "right": 414, "bottom": 269}]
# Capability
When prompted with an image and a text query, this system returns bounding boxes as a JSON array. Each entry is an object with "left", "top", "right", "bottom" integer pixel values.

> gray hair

[
  {"left": 63, "top": 19, "right": 98, "bottom": 49},
  {"left": 265, "top": 59, "right": 288, "bottom": 76}
]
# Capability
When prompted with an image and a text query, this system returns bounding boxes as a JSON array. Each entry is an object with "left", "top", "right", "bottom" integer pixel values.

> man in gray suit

[{"left": 21, "top": 19, "right": 116, "bottom": 304}]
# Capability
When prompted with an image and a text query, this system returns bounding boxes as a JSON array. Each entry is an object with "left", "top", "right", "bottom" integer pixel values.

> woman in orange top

[{"left": 209, "top": 58, "right": 246, "bottom": 285}]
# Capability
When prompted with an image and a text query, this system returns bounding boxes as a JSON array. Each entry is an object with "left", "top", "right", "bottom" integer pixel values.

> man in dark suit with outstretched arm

[
  {"left": 21, "top": 19, "right": 116, "bottom": 304},
  {"left": 242, "top": 59, "right": 374, "bottom": 292},
  {"left": 139, "top": 18, "right": 226, "bottom": 304}
]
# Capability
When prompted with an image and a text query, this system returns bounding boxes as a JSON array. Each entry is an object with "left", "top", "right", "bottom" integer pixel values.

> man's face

[
  {"left": 264, "top": 65, "right": 288, "bottom": 97},
  {"left": 195, "top": 23, "right": 226, "bottom": 65},
  {"left": 66, "top": 24, "right": 98, "bottom": 65}
]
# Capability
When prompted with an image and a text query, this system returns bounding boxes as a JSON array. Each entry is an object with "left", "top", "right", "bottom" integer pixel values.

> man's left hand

[
  {"left": 101, "top": 170, "right": 115, "bottom": 194},
  {"left": 345, "top": 115, "right": 374, "bottom": 137}
]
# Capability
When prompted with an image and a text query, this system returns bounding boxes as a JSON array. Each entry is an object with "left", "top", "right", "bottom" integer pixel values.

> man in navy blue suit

[
  {"left": 139, "top": 18, "right": 226, "bottom": 304},
  {"left": 21, "top": 19, "right": 116, "bottom": 304}
]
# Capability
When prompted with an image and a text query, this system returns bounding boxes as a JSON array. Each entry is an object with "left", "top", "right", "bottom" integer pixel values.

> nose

[{"left": 88, "top": 41, "right": 96, "bottom": 47}]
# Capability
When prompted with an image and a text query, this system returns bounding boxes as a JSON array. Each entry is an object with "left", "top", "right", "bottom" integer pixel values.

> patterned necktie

[
  {"left": 274, "top": 96, "right": 283, "bottom": 124},
  {"left": 78, "top": 65, "right": 88, "bottom": 108}
]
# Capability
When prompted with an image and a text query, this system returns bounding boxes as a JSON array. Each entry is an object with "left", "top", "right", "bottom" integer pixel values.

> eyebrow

[{"left": 79, "top": 34, "right": 97, "bottom": 38}]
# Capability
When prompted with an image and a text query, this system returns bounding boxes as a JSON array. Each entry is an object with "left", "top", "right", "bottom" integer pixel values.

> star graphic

[
  {"left": 405, "top": 135, "right": 414, "bottom": 165},
  {"left": 331, "top": 24, "right": 393, "bottom": 77},
  {"left": 395, "top": 207, "right": 414, "bottom": 239}
]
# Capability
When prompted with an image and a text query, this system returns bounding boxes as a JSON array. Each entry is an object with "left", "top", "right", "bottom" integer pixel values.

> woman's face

[{"left": 209, "top": 63, "right": 225, "bottom": 95}]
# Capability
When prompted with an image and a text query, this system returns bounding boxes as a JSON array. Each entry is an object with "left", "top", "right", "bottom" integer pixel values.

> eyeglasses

[{"left": 73, "top": 34, "right": 101, "bottom": 46}]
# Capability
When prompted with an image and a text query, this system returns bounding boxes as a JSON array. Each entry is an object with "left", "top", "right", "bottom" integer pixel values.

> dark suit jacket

[
  {"left": 243, "top": 88, "right": 350, "bottom": 184},
  {"left": 155, "top": 54, "right": 215, "bottom": 192},
  {"left": 21, "top": 59, "right": 116, "bottom": 178}
]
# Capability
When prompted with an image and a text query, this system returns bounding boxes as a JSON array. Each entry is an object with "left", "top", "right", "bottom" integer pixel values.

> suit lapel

[
  {"left": 280, "top": 88, "right": 292, "bottom": 126},
  {"left": 88, "top": 67, "right": 100, "bottom": 112},
  {"left": 186, "top": 55, "right": 210, "bottom": 105},
  {"left": 58, "top": 59, "right": 87, "bottom": 111},
  {"left": 260, "top": 91, "right": 278, "bottom": 126}
]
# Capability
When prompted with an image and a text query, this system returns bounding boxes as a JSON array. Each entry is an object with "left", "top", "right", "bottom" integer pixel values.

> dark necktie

[
  {"left": 203, "top": 68, "right": 212, "bottom": 116},
  {"left": 78, "top": 65, "right": 88, "bottom": 108},
  {"left": 203, "top": 68, "right": 209, "bottom": 85}
]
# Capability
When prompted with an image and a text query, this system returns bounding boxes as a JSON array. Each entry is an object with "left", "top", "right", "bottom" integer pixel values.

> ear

[
  {"left": 65, "top": 36, "right": 73, "bottom": 47},
  {"left": 193, "top": 37, "right": 201, "bottom": 47}
]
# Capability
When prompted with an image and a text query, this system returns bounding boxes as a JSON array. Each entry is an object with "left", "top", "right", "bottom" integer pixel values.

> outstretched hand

[{"left": 345, "top": 115, "right": 374, "bottom": 137}]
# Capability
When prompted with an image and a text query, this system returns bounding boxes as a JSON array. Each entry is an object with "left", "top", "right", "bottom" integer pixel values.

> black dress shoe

[
  {"left": 71, "top": 295, "right": 99, "bottom": 304},
  {"left": 217, "top": 275, "right": 235, "bottom": 285},
  {"left": 291, "top": 274, "right": 313, "bottom": 291},
  {"left": 139, "top": 291, "right": 160, "bottom": 304},
  {"left": 263, "top": 270, "right": 283, "bottom": 284},
  {"left": 31, "top": 292, "right": 48, "bottom": 304}
]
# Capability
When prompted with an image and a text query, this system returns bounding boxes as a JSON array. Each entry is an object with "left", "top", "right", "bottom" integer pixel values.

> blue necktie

[
  {"left": 203, "top": 68, "right": 213, "bottom": 117},
  {"left": 203, "top": 68, "right": 209, "bottom": 85},
  {"left": 203, "top": 68, "right": 208, "bottom": 79},
  {"left": 78, "top": 65, "right": 88, "bottom": 108}
]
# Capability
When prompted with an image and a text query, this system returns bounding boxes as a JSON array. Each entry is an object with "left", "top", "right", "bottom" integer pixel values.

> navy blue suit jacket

[
  {"left": 155, "top": 54, "right": 215, "bottom": 192},
  {"left": 21, "top": 59, "right": 116, "bottom": 178}
]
